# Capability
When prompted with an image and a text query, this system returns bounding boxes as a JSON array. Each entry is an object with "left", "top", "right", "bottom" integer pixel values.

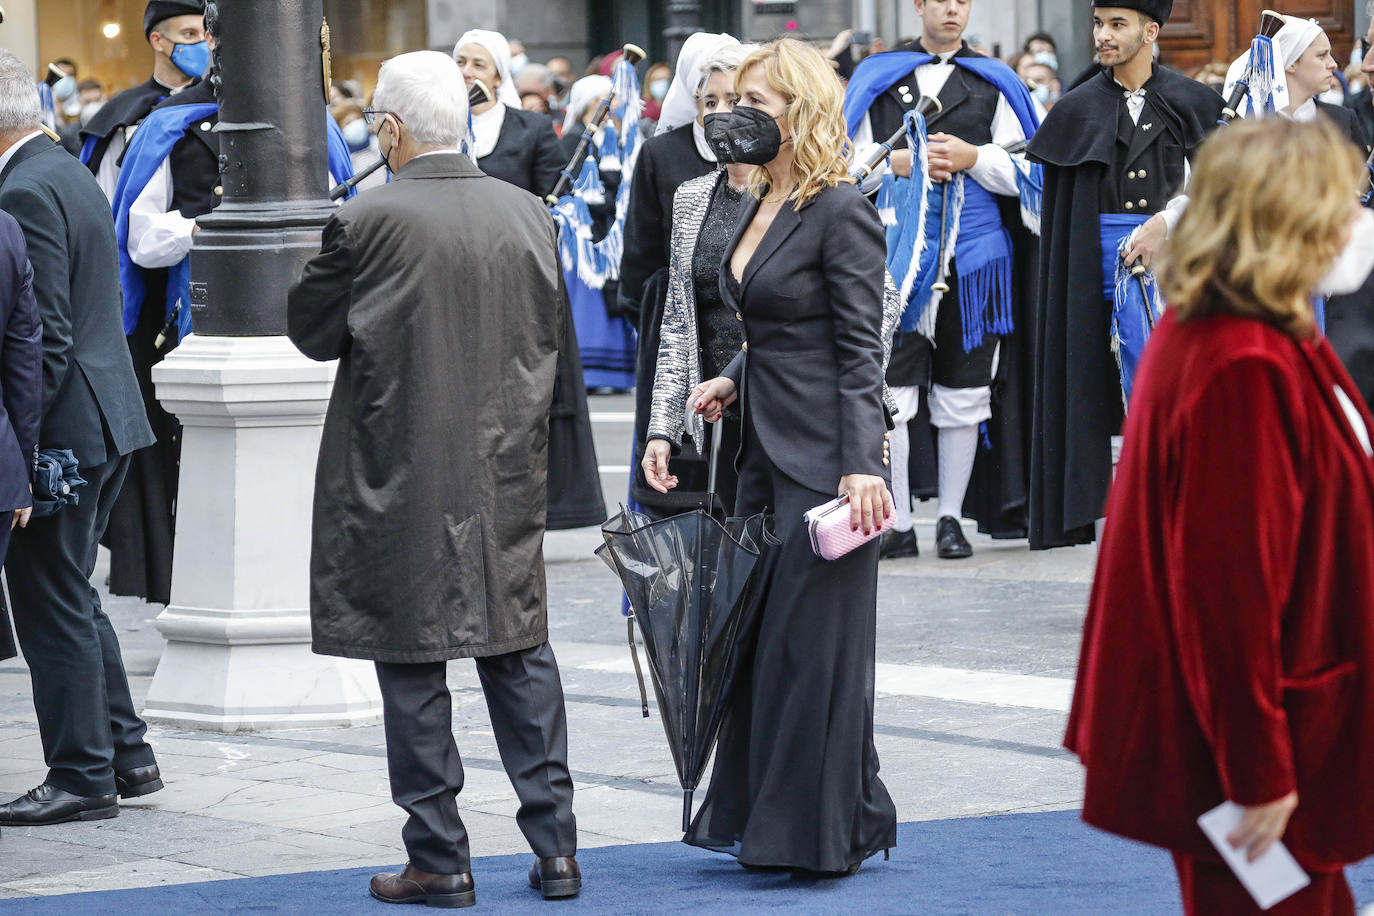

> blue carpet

[{"left": 3, "top": 811, "right": 1372, "bottom": 914}]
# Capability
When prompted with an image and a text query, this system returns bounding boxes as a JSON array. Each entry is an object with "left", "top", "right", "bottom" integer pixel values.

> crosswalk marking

[{"left": 556, "top": 642, "right": 1072, "bottom": 712}]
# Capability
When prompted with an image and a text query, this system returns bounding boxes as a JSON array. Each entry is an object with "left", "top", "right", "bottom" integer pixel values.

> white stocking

[
  {"left": 936, "top": 424, "right": 979, "bottom": 521},
  {"left": 890, "top": 419, "right": 913, "bottom": 533}
]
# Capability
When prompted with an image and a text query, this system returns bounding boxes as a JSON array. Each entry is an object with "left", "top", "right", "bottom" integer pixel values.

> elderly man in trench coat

[{"left": 287, "top": 51, "right": 579, "bottom": 909}]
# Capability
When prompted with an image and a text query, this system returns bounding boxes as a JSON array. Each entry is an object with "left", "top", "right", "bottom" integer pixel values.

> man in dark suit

[
  {"left": 0, "top": 209, "right": 43, "bottom": 671},
  {"left": 0, "top": 49, "right": 162, "bottom": 826}
]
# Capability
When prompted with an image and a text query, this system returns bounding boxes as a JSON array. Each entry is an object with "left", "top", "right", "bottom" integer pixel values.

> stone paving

[{"left": 0, "top": 395, "right": 1097, "bottom": 900}]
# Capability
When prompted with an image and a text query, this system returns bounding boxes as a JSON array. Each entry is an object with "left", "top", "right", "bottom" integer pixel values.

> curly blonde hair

[
  {"left": 735, "top": 38, "right": 853, "bottom": 209},
  {"left": 1158, "top": 117, "right": 1363, "bottom": 339}
]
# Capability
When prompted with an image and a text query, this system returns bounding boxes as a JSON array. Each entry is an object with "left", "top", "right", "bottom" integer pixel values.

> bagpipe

[
  {"left": 328, "top": 79, "right": 493, "bottom": 201},
  {"left": 1220, "top": 10, "right": 1287, "bottom": 124},
  {"left": 851, "top": 95, "right": 942, "bottom": 181},
  {"left": 544, "top": 43, "right": 646, "bottom": 206}
]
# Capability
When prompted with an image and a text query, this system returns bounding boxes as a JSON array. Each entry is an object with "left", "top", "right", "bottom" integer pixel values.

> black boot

[
  {"left": 935, "top": 516, "right": 972, "bottom": 559},
  {"left": 879, "top": 528, "right": 919, "bottom": 559}
]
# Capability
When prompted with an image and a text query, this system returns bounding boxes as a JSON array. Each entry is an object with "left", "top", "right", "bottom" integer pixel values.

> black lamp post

[
  {"left": 665, "top": 0, "right": 703, "bottom": 69},
  {"left": 190, "top": 0, "right": 335, "bottom": 337}
]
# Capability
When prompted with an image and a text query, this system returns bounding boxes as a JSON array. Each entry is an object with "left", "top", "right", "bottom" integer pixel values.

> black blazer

[
  {"left": 721, "top": 182, "right": 889, "bottom": 493},
  {"left": 0, "top": 137, "right": 154, "bottom": 467},
  {"left": 0, "top": 210, "right": 41, "bottom": 512},
  {"left": 476, "top": 105, "right": 564, "bottom": 199}
]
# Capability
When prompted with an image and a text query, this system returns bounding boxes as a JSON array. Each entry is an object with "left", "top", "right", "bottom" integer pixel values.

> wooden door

[{"left": 1159, "top": 0, "right": 1357, "bottom": 77}]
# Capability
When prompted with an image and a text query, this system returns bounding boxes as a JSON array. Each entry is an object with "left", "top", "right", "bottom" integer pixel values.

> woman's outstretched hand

[
  {"left": 641, "top": 439, "right": 678, "bottom": 494},
  {"left": 838, "top": 474, "right": 893, "bottom": 536},
  {"left": 690, "top": 377, "right": 737, "bottom": 423}
]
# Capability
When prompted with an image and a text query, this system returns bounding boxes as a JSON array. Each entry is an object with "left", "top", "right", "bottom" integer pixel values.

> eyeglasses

[{"left": 362, "top": 108, "right": 400, "bottom": 127}]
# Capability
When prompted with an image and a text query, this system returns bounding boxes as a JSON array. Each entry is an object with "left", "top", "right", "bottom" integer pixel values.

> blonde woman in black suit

[{"left": 684, "top": 38, "right": 898, "bottom": 878}]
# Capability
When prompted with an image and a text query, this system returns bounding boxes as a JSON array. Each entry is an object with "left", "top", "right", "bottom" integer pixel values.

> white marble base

[{"left": 141, "top": 335, "right": 382, "bottom": 732}]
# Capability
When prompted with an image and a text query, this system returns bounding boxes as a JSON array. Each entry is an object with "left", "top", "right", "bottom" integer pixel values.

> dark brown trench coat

[{"left": 287, "top": 153, "right": 561, "bottom": 662}]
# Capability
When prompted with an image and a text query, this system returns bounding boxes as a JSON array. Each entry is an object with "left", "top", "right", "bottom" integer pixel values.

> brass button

[
  {"left": 1138, "top": 169, "right": 1147, "bottom": 178},
  {"left": 735, "top": 311, "right": 742, "bottom": 321},
  {"left": 882, "top": 458, "right": 890, "bottom": 466},
  {"left": 1138, "top": 199, "right": 1148, "bottom": 208},
  {"left": 741, "top": 342, "right": 748, "bottom": 352},
  {"left": 1124, "top": 201, "right": 1134, "bottom": 210},
  {"left": 1127, "top": 170, "right": 1136, "bottom": 180},
  {"left": 213, "top": 185, "right": 223, "bottom": 196}
]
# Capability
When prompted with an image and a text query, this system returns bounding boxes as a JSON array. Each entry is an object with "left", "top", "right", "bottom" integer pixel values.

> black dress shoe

[
  {"left": 0, "top": 784, "right": 118, "bottom": 826},
  {"left": 115, "top": 764, "right": 163, "bottom": 799},
  {"left": 528, "top": 855, "right": 581, "bottom": 899},
  {"left": 935, "top": 516, "right": 973, "bottom": 559},
  {"left": 370, "top": 864, "right": 475, "bottom": 908},
  {"left": 878, "top": 527, "right": 919, "bottom": 559}
]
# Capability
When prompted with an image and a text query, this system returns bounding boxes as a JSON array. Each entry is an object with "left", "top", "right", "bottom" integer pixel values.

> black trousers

[
  {"left": 374, "top": 641, "right": 577, "bottom": 875},
  {"left": 6, "top": 453, "right": 157, "bottom": 797}
]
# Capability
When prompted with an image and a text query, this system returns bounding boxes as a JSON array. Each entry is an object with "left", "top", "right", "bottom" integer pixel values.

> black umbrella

[{"left": 596, "top": 424, "right": 775, "bottom": 831}]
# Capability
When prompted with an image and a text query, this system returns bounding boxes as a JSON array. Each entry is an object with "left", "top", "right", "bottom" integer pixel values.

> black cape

[
  {"left": 105, "top": 79, "right": 220, "bottom": 603},
  {"left": 1027, "top": 66, "right": 1222, "bottom": 548},
  {"left": 79, "top": 77, "right": 172, "bottom": 176}
]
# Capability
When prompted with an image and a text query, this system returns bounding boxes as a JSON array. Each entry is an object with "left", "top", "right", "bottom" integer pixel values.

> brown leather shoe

[
  {"left": 369, "top": 864, "right": 475, "bottom": 908},
  {"left": 527, "top": 855, "right": 581, "bottom": 899}
]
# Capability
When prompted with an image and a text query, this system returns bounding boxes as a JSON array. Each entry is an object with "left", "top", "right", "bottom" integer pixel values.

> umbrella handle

[
  {"left": 706, "top": 416, "right": 723, "bottom": 505},
  {"left": 626, "top": 616, "right": 649, "bottom": 718}
]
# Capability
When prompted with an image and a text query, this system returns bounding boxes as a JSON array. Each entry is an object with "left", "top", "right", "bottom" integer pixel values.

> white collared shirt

[
  {"left": 0, "top": 131, "right": 44, "bottom": 178},
  {"left": 851, "top": 49, "right": 1025, "bottom": 197},
  {"left": 471, "top": 103, "right": 508, "bottom": 159}
]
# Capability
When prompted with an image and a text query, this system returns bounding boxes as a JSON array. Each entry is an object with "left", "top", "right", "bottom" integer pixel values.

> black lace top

[{"left": 693, "top": 178, "right": 747, "bottom": 380}]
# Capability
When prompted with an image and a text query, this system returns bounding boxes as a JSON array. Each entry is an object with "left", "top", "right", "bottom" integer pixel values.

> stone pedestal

[{"left": 141, "top": 334, "right": 382, "bottom": 731}]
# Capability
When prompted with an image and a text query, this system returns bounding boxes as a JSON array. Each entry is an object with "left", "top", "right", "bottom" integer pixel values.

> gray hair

[
  {"left": 373, "top": 50, "right": 469, "bottom": 149},
  {"left": 515, "top": 62, "right": 551, "bottom": 91},
  {"left": 0, "top": 49, "right": 40, "bottom": 135},
  {"left": 696, "top": 43, "right": 757, "bottom": 96}
]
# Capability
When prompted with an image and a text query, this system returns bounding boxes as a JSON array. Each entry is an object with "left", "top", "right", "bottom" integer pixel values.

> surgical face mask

[
  {"left": 1032, "top": 50, "right": 1058, "bottom": 72},
  {"left": 704, "top": 106, "right": 783, "bottom": 166},
  {"left": 510, "top": 53, "right": 529, "bottom": 73},
  {"left": 170, "top": 40, "right": 211, "bottom": 79},
  {"left": 1031, "top": 84, "right": 1058, "bottom": 106},
  {"left": 342, "top": 119, "right": 370, "bottom": 152},
  {"left": 80, "top": 100, "right": 103, "bottom": 126},
  {"left": 1319, "top": 209, "right": 1374, "bottom": 296},
  {"left": 62, "top": 97, "right": 82, "bottom": 118},
  {"left": 649, "top": 78, "right": 669, "bottom": 101},
  {"left": 52, "top": 75, "right": 77, "bottom": 101}
]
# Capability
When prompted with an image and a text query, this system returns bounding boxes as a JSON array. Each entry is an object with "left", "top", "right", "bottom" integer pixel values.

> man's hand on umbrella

[
  {"left": 641, "top": 439, "right": 679, "bottom": 494},
  {"left": 839, "top": 474, "right": 894, "bottom": 536},
  {"left": 691, "top": 377, "right": 737, "bottom": 423}
]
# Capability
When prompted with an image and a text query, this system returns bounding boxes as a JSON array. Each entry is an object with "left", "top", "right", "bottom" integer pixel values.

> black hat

[
  {"left": 144, "top": 0, "right": 205, "bottom": 38},
  {"left": 1094, "top": 1, "right": 1174, "bottom": 25}
]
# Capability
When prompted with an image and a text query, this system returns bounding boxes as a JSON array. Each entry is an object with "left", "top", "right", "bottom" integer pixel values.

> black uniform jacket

[
  {"left": 0, "top": 137, "right": 154, "bottom": 468},
  {"left": 1027, "top": 65, "right": 1222, "bottom": 548},
  {"left": 720, "top": 183, "right": 890, "bottom": 494},
  {"left": 475, "top": 105, "right": 564, "bottom": 200}
]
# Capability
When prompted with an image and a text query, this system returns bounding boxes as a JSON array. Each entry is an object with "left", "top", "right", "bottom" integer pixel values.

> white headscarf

[
  {"left": 454, "top": 29, "right": 522, "bottom": 109},
  {"left": 563, "top": 75, "right": 613, "bottom": 136},
  {"left": 655, "top": 32, "right": 740, "bottom": 136},
  {"left": 1222, "top": 15, "right": 1325, "bottom": 116}
]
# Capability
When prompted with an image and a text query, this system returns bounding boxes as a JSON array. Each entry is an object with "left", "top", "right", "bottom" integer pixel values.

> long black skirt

[
  {"left": 548, "top": 291, "right": 607, "bottom": 530},
  {"left": 104, "top": 283, "right": 177, "bottom": 604},
  {"left": 684, "top": 410, "right": 897, "bottom": 871}
]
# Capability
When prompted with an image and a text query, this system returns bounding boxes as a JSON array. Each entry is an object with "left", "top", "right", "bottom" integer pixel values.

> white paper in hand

[{"left": 1197, "top": 802, "right": 1310, "bottom": 910}]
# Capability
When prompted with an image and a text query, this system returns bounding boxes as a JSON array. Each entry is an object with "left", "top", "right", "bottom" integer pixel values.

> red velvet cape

[{"left": 1066, "top": 310, "right": 1374, "bottom": 870}]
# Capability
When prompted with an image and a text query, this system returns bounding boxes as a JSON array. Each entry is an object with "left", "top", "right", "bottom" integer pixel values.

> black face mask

[{"left": 704, "top": 106, "right": 783, "bottom": 165}]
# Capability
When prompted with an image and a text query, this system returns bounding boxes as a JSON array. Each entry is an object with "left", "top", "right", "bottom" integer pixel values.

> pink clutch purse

[{"left": 804, "top": 494, "right": 895, "bottom": 561}]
